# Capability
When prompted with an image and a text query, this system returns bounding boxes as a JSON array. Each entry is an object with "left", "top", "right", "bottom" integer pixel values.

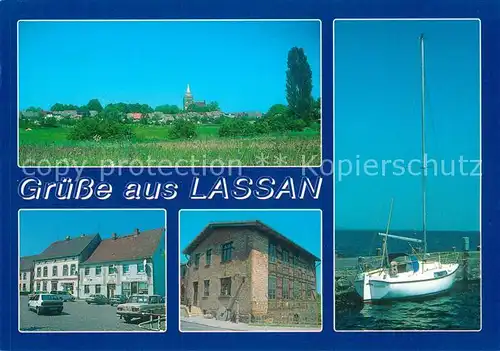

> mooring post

[{"left": 462, "top": 237, "right": 470, "bottom": 281}]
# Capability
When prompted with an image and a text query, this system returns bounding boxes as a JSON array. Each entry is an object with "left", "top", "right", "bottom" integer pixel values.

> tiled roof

[
  {"left": 36, "top": 234, "right": 99, "bottom": 261},
  {"left": 20, "top": 255, "right": 40, "bottom": 271},
  {"left": 182, "top": 220, "right": 320, "bottom": 261},
  {"left": 83, "top": 228, "right": 164, "bottom": 264}
]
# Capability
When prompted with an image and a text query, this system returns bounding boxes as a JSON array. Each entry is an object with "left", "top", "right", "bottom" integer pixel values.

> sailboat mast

[{"left": 420, "top": 34, "right": 427, "bottom": 256}]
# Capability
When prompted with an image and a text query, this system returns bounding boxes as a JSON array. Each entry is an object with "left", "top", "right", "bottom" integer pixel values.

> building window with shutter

[
  {"left": 96, "top": 266, "right": 102, "bottom": 275},
  {"left": 194, "top": 253, "right": 200, "bottom": 269},
  {"left": 221, "top": 242, "right": 233, "bottom": 262},
  {"left": 220, "top": 277, "right": 231, "bottom": 296},
  {"left": 283, "top": 278, "right": 290, "bottom": 299},
  {"left": 138, "top": 282, "right": 148, "bottom": 294},
  {"left": 84, "top": 267, "right": 90, "bottom": 276},
  {"left": 70, "top": 264, "right": 76, "bottom": 275},
  {"left": 84, "top": 285, "right": 90, "bottom": 294},
  {"left": 204, "top": 280, "right": 210, "bottom": 296},
  {"left": 268, "top": 276, "right": 276, "bottom": 300},
  {"left": 37, "top": 267, "right": 41, "bottom": 277},
  {"left": 109, "top": 265, "right": 116, "bottom": 274},
  {"left": 123, "top": 264, "right": 129, "bottom": 273},
  {"left": 283, "top": 249, "right": 289, "bottom": 264},
  {"left": 63, "top": 265, "right": 68, "bottom": 276},
  {"left": 137, "top": 262, "right": 145, "bottom": 273},
  {"left": 269, "top": 243, "right": 276, "bottom": 263},
  {"left": 206, "top": 249, "right": 212, "bottom": 266},
  {"left": 43, "top": 267, "right": 48, "bottom": 277},
  {"left": 95, "top": 285, "right": 101, "bottom": 294}
]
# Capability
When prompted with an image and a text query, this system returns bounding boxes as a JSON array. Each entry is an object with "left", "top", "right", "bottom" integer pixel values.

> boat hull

[{"left": 354, "top": 263, "right": 459, "bottom": 302}]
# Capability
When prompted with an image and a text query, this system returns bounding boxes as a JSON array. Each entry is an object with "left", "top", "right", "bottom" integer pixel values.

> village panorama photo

[{"left": 18, "top": 20, "right": 321, "bottom": 167}]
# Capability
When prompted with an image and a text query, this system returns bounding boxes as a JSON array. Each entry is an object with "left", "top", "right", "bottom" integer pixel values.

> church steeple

[{"left": 183, "top": 83, "right": 194, "bottom": 110}]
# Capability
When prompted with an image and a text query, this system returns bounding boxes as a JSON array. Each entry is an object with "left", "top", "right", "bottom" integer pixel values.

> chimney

[
  {"left": 134, "top": 228, "right": 140, "bottom": 236},
  {"left": 65, "top": 236, "right": 70, "bottom": 241},
  {"left": 112, "top": 233, "right": 118, "bottom": 240}
]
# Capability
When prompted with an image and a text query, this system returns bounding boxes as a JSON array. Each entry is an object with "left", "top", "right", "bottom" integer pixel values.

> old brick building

[{"left": 181, "top": 220, "right": 320, "bottom": 324}]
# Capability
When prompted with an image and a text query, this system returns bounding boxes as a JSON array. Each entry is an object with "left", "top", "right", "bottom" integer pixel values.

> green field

[{"left": 19, "top": 125, "right": 321, "bottom": 166}]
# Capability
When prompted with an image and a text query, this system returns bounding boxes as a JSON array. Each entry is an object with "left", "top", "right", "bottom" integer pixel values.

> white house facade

[
  {"left": 31, "top": 234, "right": 102, "bottom": 298},
  {"left": 79, "top": 228, "right": 166, "bottom": 299},
  {"left": 33, "top": 256, "right": 80, "bottom": 294}
]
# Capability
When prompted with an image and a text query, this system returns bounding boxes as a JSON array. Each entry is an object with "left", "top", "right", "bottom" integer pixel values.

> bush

[
  {"left": 68, "top": 117, "right": 133, "bottom": 141},
  {"left": 289, "top": 119, "right": 307, "bottom": 131},
  {"left": 218, "top": 119, "right": 256, "bottom": 137},
  {"left": 169, "top": 119, "right": 197, "bottom": 139}
]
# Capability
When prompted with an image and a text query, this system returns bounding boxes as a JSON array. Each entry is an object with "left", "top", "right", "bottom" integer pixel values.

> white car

[
  {"left": 50, "top": 290, "right": 76, "bottom": 302},
  {"left": 116, "top": 294, "right": 165, "bottom": 323},
  {"left": 28, "top": 293, "right": 64, "bottom": 315}
]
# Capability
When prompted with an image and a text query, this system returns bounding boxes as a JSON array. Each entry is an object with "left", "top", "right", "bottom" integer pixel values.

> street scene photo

[
  {"left": 19, "top": 209, "right": 166, "bottom": 332},
  {"left": 18, "top": 20, "right": 321, "bottom": 167},
  {"left": 179, "top": 209, "right": 322, "bottom": 332}
]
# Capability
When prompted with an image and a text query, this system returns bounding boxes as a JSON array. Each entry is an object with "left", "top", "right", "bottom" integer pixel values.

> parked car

[
  {"left": 116, "top": 294, "right": 165, "bottom": 323},
  {"left": 28, "top": 291, "right": 48, "bottom": 299},
  {"left": 86, "top": 294, "right": 109, "bottom": 305},
  {"left": 28, "top": 293, "right": 64, "bottom": 315},
  {"left": 50, "top": 291, "right": 76, "bottom": 302},
  {"left": 109, "top": 294, "right": 128, "bottom": 307}
]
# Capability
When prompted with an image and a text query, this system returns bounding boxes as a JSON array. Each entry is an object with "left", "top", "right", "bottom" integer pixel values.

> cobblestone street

[{"left": 19, "top": 296, "right": 165, "bottom": 332}]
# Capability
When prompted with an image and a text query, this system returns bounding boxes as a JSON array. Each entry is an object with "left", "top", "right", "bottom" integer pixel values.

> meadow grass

[{"left": 19, "top": 125, "right": 321, "bottom": 166}]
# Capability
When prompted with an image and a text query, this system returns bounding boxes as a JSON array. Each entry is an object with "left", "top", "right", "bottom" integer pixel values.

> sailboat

[{"left": 353, "top": 34, "right": 460, "bottom": 303}]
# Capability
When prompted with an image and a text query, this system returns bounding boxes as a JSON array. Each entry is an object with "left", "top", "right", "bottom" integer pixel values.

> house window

[
  {"left": 108, "top": 265, "right": 116, "bottom": 274},
  {"left": 138, "top": 282, "right": 148, "bottom": 294},
  {"left": 194, "top": 254, "right": 201, "bottom": 269},
  {"left": 220, "top": 277, "right": 231, "bottom": 296},
  {"left": 206, "top": 249, "right": 212, "bottom": 265},
  {"left": 70, "top": 264, "right": 76, "bottom": 275},
  {"left": 22, "top": 283, "right": 26, "bottom": 291},
  {"left": 52, "top": 266, "right": 58, "bottom": 277},
  {"left": 122, "top": 282, "right": 131, "bottom": 297},
  {"left": 283, "top": 249, "right": 289, "bottom": 264},
  {"left": 36, "top": 282, "right": 41, "bottom": 291},
  {"left": 43, "top": 267, "right": 48, "bottom": 277},
  {"left": 23, "top": 272, "right": 27, "bottom": 280},
  {"left": 203, "top": 280, "right": 210, "bottom": 297},
  {"left": 36, "top": 267, "right": 41, "bottom": 277},
  {"left": 84, "top": 285, "right": 90, "bottom": 294},
  {"left": 96, "top": 266, "right": 102, "bottom": 275},
  {"left": 42, "top": 281, "right": 47, "bottom": 291},
  {"left": 294, "top": 281, "right": 300, "bottom": 299},
  {"left": 268, "top": 276, "right": 276, "bottom": 300},
  {"left": 293, "top": 255, "right": 299, "bottom": 267},
  {"left": 51, "top": 282, "right": 58, "bottom": 291},
  {"left": 137, "top": 262, "right": 145, "bottom": 273},
  {"left": 123, "top": 264, "right": 129, "bottom": 273},
  {"left": 84, "top": 267, "right": 90, "bottom": 276},
  {"left": 63, "top": 265, "right": 68, "bottom": 276},
  {"left": 95, "top": 285, "right": 101, "bottom": 294},
  {"left": 221, "top": 242, "right": 233, "bottom": 262},
  {"left": 269, "top": 243, "right": 276, "bottom": 263},
  {"left": 283, "top": 278, "right": 290, "bottom": 299}
]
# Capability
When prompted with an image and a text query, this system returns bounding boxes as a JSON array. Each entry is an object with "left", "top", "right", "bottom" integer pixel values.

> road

[
  {"left": 19, "top": 296, "right": 165, "bottom": 332},
  {"left": 181, "top": 321, "right": 231, "bottom": 331}
]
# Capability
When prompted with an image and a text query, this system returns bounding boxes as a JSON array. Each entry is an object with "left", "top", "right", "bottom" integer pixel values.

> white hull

[{"left": 354, "top": 262, "right": 460, "bottom": 302}]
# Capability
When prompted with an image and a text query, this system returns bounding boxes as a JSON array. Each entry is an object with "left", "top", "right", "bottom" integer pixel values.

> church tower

[{"left": 183, "top": 84, "right": 194, "bottom": 110}]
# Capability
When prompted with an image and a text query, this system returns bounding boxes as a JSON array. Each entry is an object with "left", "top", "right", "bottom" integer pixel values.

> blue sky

[
  {"left": 335, "top": 20, "right": 480, "bottom": 231},
  {"left": 180, "top": 210, "right": 322, "bottom": 292},
  {"left": 19, "top": 209, "right": 166, "bottom": 256},
  {"left": 19, "top": 20, "right": 320, "bottom": 112}
]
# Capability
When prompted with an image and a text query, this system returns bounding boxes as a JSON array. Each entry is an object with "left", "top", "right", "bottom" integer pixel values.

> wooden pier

[{"left": 335, "top": 238, "right": 480, "bottom": 298}]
